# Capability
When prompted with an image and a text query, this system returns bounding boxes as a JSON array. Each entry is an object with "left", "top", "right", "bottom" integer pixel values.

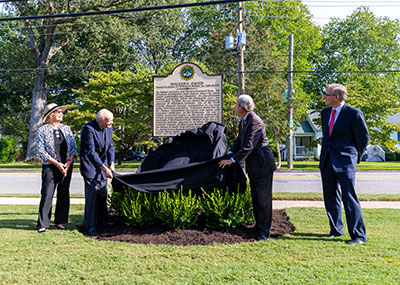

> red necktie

[{"left": 329, "top": 109, "right": 336, "bottom": 136}]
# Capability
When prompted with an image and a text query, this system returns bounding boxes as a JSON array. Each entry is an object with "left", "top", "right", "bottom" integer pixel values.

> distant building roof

[{"left": 294, "top": 120, "right": 314, "bottom": 134}]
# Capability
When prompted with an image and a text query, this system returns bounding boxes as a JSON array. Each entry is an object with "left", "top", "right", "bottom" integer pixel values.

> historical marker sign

[{"left": 153, "top": 63, "right": 223, "bottom": 137}]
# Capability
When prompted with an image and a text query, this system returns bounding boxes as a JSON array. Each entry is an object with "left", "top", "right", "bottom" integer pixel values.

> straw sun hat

[{"left": 42, "top": 103, "right": 67, "bottom": 123}]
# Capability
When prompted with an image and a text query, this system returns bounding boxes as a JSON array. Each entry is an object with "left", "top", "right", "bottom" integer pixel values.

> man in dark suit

[
  {"left": 219, "top": 94, "right": 276, "bottom": 241},
  {"left": 320, "top": 84, "right": 369, "bottom": 245},
  {"left": 80, "top": 109, "right": 115, "bottom": 236}
]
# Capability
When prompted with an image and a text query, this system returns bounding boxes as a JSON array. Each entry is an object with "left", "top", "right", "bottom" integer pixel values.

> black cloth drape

[{"left": 112, "top": 122, "right": 247, "bottom": 193}]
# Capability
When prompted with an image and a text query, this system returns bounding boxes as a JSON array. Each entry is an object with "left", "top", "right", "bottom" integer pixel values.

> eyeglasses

[
  {"left": 55, "top": 110, "right": 64, "bottom": 114},
  {"left": 324, "top": 93, "right": 337, "bottom": 97}
]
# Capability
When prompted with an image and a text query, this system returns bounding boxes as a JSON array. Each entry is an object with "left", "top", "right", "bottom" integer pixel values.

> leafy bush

[
  {"left": 0, "top": 136, "right": 20, "bottom": 162},
  {"left": 156, "top": 189, "right": 201, "bottom": 230},
  {"left": 200, "top": 188, "right": 254, "bottom": 229},
  {"left": 110, "top": 185, "right": 255, "bottom": 230},
  {"left": 110, "top": 190, "right": 156, "bottom": 228},
  {"left": 381, "top": 145, "right": 400, "bottom": 161}
]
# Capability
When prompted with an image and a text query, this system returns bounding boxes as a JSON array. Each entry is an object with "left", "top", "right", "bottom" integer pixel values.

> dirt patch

[{"left": 80, "top": 209, "right": 295, "bottom": 246}]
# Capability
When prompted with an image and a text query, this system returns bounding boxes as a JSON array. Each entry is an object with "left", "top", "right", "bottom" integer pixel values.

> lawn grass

[
  {"left": 1, "top": 160, "right": 399, "bottom": 171},
  {"left": 279, "top": 160, "right": 400, "bottom": 170},
  {"left": 0, "top": 205, "right": 399, "bottom": 283},
  {"left": 272, "top": 192, "right": 400, "bottom": 201}
]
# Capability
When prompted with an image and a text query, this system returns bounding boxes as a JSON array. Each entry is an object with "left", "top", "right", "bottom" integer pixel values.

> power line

[
  {"left": 0, "top": 0, "right": 250, "bottom": 22},
  {"left": 2, "top": 69, "right": 400, "bottom": 94},
  {"left": 2, "top": 46, "right": 400, "bottom": 74}
]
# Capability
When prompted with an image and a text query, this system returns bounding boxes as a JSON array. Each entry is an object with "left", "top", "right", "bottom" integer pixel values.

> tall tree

[
  {"left": 2, "top": 0, "right": 186, "bottom": 160},
  {"left": 179, "top": 1, "right": 321, "bottom": 166},
  {"left": 64, "top": 67, "right": 154, "bottom": 165},
  {"left": 306, "top": 7, "right": 400, "bottom": 149}
]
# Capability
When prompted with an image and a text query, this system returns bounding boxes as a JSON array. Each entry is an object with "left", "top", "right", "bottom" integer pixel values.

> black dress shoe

[
  {"left": 347, "top": 239, "right": 365, "bottom": 245},
  {"left": 87, "top": 227, "right": 99, "bottom": 236},
  {"left": 256, "top": 235, "right": 268, "bottom": 241}
]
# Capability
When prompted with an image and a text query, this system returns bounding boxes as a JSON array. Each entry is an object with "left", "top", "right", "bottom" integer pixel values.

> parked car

[{"left": 117, "top": 150, "right": 147, "bottom": 161}]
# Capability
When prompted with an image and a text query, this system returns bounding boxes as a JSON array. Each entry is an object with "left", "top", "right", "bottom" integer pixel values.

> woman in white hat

[{"left": 36, "top": 103, "right": 78, "bottom": 233}]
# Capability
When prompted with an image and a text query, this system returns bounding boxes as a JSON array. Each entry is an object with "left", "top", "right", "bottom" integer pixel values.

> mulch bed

[{"left": 80, "top": 209, "right": 295, "bottom": 246}]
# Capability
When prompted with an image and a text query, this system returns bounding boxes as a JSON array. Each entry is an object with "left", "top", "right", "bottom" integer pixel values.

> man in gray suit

[{"left": 219, "top": 94, "right": 276, "bottom": 241}]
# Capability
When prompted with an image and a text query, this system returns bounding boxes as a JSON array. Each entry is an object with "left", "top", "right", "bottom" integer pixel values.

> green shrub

[
  {"left": 110, "top": 185, "right": 255, "bottom": 230},
  {"left": 156, "top": 189, "right": 201, "bottom": 230},
  {"left": 110, "top": 189, "right": 156, "bottom": 228},
  {"left": 0, "top": 136, "right": 20, "bottom": 162},
  {"left": 200, "top": 188, "right": 254, "bottom": 229}
]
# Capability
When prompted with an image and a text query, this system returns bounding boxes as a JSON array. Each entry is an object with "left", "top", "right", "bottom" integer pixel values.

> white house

[{"left": 282, "top": 110, "right": 322, "bottom": 161}]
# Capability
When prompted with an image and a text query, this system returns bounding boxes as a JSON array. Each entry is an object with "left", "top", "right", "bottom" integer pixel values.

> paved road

[
  {"left": 274, "top": 171, "right": 400, "bottom": 194},
  {"left": 1, "top": 170, "right": 399, "bottom": 195}
]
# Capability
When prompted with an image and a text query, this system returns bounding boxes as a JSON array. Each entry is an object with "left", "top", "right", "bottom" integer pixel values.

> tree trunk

[{"left": 25, "top": 71, "right": 48, "bottom": 161}]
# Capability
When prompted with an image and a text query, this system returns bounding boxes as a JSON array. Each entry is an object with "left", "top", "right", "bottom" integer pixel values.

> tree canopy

[{"left": 307, "top": 7, "right": 400, "bottom": 150}]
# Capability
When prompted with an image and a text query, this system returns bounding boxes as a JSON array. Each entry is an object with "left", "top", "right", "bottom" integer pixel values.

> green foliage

[
  {"left": 184, "top": 2, "right": 321, "bottom": 166},
  {"left": 0, "top": 136, "right": 20, "bottom": 162},
  {"left": 65, "top": 67, "right": 156, "bottom": 163},
  {"left": 201, "top": 188, "right": 254, "bottom": 229},
  {"left": 307, "top": 7, "right": 400, "bottom": 150},
  {"left": 110, "top": 191, "right": 156, "bottom": 228},
  {"left": 156, "top": 189, "right": 201, "bottom": 230},
  {"left": 380, "top": 145, "right": 400, "bottom": 161},
  {"left": 111, "top": 186, "right": 255, "bottom": 230}
]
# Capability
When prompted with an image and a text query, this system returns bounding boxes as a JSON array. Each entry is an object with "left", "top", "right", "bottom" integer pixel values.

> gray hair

[
  {"left": 96, "top": 109, "right": 113, "bottom": 121},
  {"left": 328, "top": 84, "right": 347, "bottom": 101},
  {"left": 237, "top": 94, "right": 255, "bottom": 112}
]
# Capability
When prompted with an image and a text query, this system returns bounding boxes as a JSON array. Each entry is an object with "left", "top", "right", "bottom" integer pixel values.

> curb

[{"left": 1, "top": 198, "right": 400, "bottom": 208}]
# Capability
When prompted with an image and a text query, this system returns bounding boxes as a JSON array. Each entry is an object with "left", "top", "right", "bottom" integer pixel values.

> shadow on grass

[
  {"left": 0, "top": 214, "right": 83, "bottom": 231},
  {"left": 278, "top": 232, "right": 345, "bottom": 242}
]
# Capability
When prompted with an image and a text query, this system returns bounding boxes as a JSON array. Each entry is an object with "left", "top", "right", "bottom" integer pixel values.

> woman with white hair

[{"left": 36, "top": 103, "right": 77, "bottom": 233}]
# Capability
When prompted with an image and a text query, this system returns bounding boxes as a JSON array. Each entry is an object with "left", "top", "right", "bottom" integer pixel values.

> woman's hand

[{"left": 57, "top": 162, "right": 68, "bottom": 176}]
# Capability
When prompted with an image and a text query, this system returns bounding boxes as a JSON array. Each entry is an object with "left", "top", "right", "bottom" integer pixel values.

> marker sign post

[{"left": 153, "top": 63, "right": 223, "bottom": 137}]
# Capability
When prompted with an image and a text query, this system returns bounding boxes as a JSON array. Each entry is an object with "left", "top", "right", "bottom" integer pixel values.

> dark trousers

[
  {"left": 83, "top": 178, "right": 108, "bottom": 229},
  {"left": 37, "top": 164, "right": 72, "bottom": 229},
  {"left": 321, "top": 157, "right": 366, "bottom": 241},
  {"left": 249, "top": 171, "right": 274, "bottom": 237}
]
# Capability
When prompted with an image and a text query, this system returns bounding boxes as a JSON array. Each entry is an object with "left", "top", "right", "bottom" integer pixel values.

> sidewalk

[{"left": 1, "top": 197, "right": 400, "bottom": 209}]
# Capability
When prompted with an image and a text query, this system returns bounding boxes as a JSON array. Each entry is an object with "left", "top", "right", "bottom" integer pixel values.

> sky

[{"left": 303, "top": 0, "right": 400, "bottom": 27}]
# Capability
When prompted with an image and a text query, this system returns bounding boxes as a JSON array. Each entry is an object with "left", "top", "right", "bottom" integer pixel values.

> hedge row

[{"left": 110, "top": 186, "right": 254, "bottom": 230}]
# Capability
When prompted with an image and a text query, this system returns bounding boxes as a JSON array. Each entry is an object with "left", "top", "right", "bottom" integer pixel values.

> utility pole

[
  {"left": 286, "top": 34, "right": 294, "bottom": 169},
  {"left": 237, "top": 1, "right": 245, "bottom": 95}
]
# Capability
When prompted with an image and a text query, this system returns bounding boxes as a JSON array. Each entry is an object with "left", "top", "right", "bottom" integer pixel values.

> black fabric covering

[{"left": 112, "top": 122, "right": 247, "bottom": 193}]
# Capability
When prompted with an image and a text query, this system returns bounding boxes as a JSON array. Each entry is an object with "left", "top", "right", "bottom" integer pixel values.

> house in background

[
  {"left": 386, "top": 113, "right": 400, "bottom": 152},
  {"left": 282, "top": 111, "right": 400, "bottom": 162},
  {"left": 282, "top": 110, "right": 322, "bottom": 161}
]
